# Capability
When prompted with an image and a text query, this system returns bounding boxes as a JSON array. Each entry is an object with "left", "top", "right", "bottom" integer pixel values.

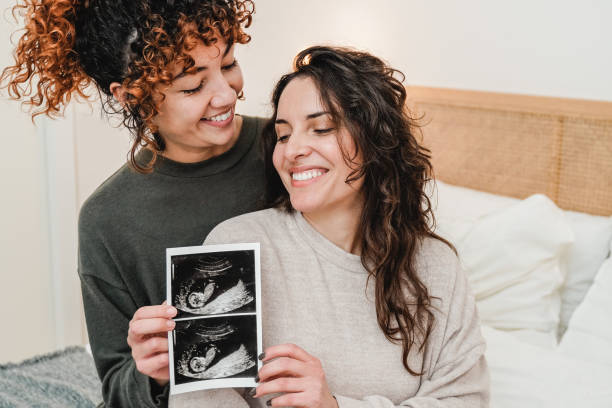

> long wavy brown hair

[
  {"left": 1, "top": 0, "right": 254, "bottom": 172},
  {"left": 263, "top": 46, "right": 455, "bottom": 375}
]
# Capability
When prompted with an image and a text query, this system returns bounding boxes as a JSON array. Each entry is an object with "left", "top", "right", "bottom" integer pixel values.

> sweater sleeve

[
  {"left": 78, "top": 210, "right": 168, "bottom": 408},
  {"left": 334, "top": 262, "right": 490, "bottom": 408},
  {"left": 79, "top": 272, "right": 168, "bottom": 408},
  {"left": 80, "top": 213, "right": 250, "bottom": 408}
]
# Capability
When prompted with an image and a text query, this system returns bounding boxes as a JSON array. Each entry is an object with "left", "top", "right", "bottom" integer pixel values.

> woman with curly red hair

[
  {"left": 2, "top": 0, "right": 262, "bottom": 406},
  {"left": 203, "top": 46, "right": 490, "bottom": 407}
]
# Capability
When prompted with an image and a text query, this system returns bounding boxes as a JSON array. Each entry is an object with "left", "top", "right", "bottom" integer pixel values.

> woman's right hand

[{"left": 127, "top": 303, "right": 177, "bottom": 386}]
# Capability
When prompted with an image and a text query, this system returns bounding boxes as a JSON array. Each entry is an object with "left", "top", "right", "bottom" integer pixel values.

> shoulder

[
  {"left": 78, "top": 163, "right": 141, "bottom": 233},
  {"left": 241, "top": 115, "right": 268, "bottom": 137},
  {"left": 414, "top": 236, "right": 463, "bottom": 301},
  {"left": 205, "top": 208, "right": 292, "bottom": 245}
]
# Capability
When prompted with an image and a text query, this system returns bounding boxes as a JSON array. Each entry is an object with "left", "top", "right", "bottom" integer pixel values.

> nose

[
  {"left": 209, "top": 74, "right": 238, "bottom": 108},
  {"left": 283, "top": 129, "right": 311, "bottom": 161}
]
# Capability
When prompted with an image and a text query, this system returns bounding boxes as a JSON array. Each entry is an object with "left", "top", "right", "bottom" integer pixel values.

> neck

[{"left": 302, "top": 200, "right": 363, "bottom": 255}]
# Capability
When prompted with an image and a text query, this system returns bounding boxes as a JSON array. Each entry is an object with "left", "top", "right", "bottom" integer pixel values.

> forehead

[
  {"left": 170, "top": 37, "right": 232, "bottom": 77},
  {"left": 277, "top": 76, "right": 325, "bottom": 117}
]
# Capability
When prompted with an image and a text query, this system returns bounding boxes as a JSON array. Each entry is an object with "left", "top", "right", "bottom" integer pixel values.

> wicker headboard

[{"left": 407, "top": 86, "right": 612, "bottom": 216}]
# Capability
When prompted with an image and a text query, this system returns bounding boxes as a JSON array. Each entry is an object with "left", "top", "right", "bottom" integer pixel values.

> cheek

[
  {"left": 228, "top": 67, "right": 244, "bottom": 93},
  {"left": 272, "top": 145, "right": 283, "bottom": 174}
]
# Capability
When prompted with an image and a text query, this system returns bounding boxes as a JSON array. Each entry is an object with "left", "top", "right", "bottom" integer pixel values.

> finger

[
  {"left": 129, "top": 318, "right": 175, "bottom": 339},
  {"left": 262, "top": 343, "right": 312, "bottom": 363},
  {"left": 267, "top": 392, "right": 305, "bottom": 408},
  {"left": 131, "top": 335, "right": 169, "bottom": 360},
  {"left": 134, "top": 352, "right": 169, "bottom": 378},
  {"left": 253, "top": 377, "right": 303, "bottom": 398},
  {"left": 257, "top": 357, "right": 307, "bottom": 382},
  {"left": 132, "top": 304, "right": 176, "bottom": 321}
]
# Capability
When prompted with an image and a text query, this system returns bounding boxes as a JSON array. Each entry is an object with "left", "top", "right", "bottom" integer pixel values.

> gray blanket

[{"left": 0, "top": 346, "right": 102, "bottom": 407}]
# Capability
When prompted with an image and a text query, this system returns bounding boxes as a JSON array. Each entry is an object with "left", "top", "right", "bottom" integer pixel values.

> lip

[
  {"left": 289, "top": 166, "right": 328, "bottom": 187},
  {"left": 200, "top": 107, "right": 234, "bottom": 128}
]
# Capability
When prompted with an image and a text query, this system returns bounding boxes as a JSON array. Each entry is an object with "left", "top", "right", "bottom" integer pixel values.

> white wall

[
  {"left": 237, "top": 0, "right": 611, "bottom": 120},
  {"left": 2, "top": 0, "right": 610, "bottom": 363},
  {"left": 0, "top": 17, "right": 55, "bottom": 362}
]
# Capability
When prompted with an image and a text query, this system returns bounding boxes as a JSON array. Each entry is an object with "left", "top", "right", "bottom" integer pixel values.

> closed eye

[
  {"left": 314, "top": 128, "right": 334, "bottom": 134},
  {"left": 222, "top": 60, "right": 238, "bottom": 71},
  {"left": 182, "top": 81, "right": 203, "bottom": 95},
  {"left": 277, "top": 135, "right": 289, "bottom": 143}
]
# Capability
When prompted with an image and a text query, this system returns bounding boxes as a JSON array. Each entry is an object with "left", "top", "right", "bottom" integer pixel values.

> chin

[{"left": 289, "top": 196, "right": 322, "bottom": 214}]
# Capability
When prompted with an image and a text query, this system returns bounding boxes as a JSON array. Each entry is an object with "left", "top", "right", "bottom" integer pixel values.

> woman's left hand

[{"left": 252, "top": 343, "right": 338, "bottom": 408}]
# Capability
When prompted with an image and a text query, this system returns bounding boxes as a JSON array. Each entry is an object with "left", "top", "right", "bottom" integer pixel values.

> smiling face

[
  {"left": 152, "top": 37, "right": 244, "bottom": 163},
  {"left": 272, "top": 76, "right": 363, "bottom": 217}
]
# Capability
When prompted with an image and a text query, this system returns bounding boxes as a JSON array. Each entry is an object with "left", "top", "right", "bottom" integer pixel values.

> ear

[{"left": 109, "top": 82, "right": 127, "bottom": 105}]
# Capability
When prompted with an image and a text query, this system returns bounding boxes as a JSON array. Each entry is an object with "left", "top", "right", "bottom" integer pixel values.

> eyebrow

[
  {"left": 275, "top": 111, "right": 331, "bottom": 125},
  {"left": 174, "top": 43, "right": 233, "bottom": 80}
]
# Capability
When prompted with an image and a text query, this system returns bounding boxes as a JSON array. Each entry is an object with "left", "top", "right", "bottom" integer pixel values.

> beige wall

[
  {"left": 0, "top": 19, "right": 55, "bottom": 362},
  {"left": 2, "top": 0, "right": 611, "bottom": 363}
]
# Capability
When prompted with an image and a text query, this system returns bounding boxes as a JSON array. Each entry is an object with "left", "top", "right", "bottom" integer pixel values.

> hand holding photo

[{"left": 166, "top": 243, "right": 262, "bottom": 395}]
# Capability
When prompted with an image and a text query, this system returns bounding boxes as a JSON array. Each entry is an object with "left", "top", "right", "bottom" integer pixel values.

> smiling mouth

[
  {"left": 202, "top": 109, "right": 232, "bottom": 122},
  {"left": 291, "top": 169, "right": 328, "bottom": 181}
]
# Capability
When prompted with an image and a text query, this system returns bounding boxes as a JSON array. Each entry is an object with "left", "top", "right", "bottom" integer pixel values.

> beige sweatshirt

[{"left": 171, "top": 208, "right": 489, "bottom": 408}]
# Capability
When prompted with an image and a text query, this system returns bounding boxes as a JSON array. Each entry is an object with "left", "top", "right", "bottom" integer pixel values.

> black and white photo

[
  {"left": 166, "top": 243, "right": 262, "bottom": 395},
  {"left": 173, "top": 316, "right": 258, "bottom": 385},
  {"left": 170, "top": 250, "right": 256, "bottom": 318}
]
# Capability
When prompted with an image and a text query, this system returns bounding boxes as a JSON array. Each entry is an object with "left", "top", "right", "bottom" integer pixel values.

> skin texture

[
  {"left": 126, "top": 303, "right": 177, "bottom": 385},
  {"left": 152, "top": 37, "right": 244, "bottom": 163},
  {"left": 112, "top": 37, "right": 245, "bottom": 164},
  {"left": 124, "top": 38, "right": 244, "bottom": 386},
  {"left": 272, "top": 76, "right": 363, "bottom": 254},
  {"left": 254, "top": 344, "right": 338, "bottom": 408}
]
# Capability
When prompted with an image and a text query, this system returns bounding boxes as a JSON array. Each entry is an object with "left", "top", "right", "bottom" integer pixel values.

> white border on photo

[{"left": 166, "top": 243, "right": 262, "bottom": 395}]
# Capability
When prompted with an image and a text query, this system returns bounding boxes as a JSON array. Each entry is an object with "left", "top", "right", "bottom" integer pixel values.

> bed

[
  {"left": 409, "top": 86, "right": 612, "bottom": 407},
  {"left": 1, "top": 88, "right": 610, "bottom": 407}
]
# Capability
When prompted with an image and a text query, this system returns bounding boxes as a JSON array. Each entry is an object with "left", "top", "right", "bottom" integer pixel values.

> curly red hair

[
  {"left": 1, "top": 0, "right": 254, "bottom": 172},
  {"left": 2, "top": 0, "right": 91, "bottom": 117}
]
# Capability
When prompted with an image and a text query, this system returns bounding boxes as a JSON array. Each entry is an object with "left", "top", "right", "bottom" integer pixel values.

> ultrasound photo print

[
  {"left": 171, "top": 250, "right": 256, "bottom": 318},
  {"left": 173, "top": 315, "right": 258, "bottom": 385},
  {"left": 167, "top": 243, "right": 261, "bottom": 394}
]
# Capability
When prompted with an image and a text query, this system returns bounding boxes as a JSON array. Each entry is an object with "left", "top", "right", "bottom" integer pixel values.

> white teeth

[
  {"left": 292, "top": 169, "right": 325, "bottom": 181},
  {"left": 203, "top": 110, "right": 231, "bottom": 122}
]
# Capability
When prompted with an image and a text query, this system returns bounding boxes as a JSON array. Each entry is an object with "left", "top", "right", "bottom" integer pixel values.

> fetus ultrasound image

[
  {"left": 173, "top": 316, "right": 257, "bottom": 384},
  {"left": 171, "top": 250, "right": 256, "bottom": 318}
]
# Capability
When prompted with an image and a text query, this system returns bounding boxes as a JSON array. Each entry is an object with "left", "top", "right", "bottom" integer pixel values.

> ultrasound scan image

[
  {"left": 171, "top": 251, "right": 256, "bottom": 318},
  {"left": 173, "top": 316, "right": 257, "bottom": 384}
]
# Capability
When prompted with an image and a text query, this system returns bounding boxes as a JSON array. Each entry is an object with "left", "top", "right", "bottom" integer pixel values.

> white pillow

[
  {"left": 559, "top": 211, "right": 612, "bottom": 336},
  {"left": 558, "top": 241, "right": 612, "bottom": 366},
  {"left": 431, "top": 181, "right": 612, "bottom": 342},
  {"left": 459, "top": 195, "right": 573, "bottom": 347},
  {"left": 429, "top": 181, "right": 519, "bottom": 243},
  {"left": 483, "top": 325, "right": 612, "bottom": 408}
]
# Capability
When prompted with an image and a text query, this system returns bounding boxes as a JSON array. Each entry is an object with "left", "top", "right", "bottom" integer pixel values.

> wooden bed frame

[{"left": 406, "top": 87, "right": 612, "bottom": 216}]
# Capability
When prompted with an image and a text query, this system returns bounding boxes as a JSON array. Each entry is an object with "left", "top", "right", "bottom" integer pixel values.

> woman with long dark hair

[
  {"left": 2, "top": 1, "right": 265, "bottom": 406},
  {"left": 204, "top": 46, "right": 490, "bottom": 407}
]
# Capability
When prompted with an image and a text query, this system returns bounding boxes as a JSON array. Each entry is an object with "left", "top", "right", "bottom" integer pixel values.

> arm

[
  {"left": 254, "top": 264, "right": 489, "bottom": 408},
  {"left": 80, "top": 272, "right": 170, "bottom": 407},
  {"left": 334, "top": 265, "right": 489, "bottom": 408},
  {"left": 80, "top": 221, "right": 250, "bottom": 407}
]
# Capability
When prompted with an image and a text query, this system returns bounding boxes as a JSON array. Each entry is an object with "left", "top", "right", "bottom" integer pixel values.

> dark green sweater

[{"left": 78, "top": 116, "right": 267, "bottom": 408}]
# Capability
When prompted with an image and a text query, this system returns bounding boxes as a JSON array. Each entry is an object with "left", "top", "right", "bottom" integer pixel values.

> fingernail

[
  {"left": 258, "top": 352, "right": 266, "bottom": 361},
  {"left": 167, "top": 320, "right": 175, "bottom": 328},
  {"left": 248, "top": 387, "right": 256, "bottom": 397},
  {"left": 167, "top": 307, "right": 176, "bottom": 316},
  {"left": 255, "top": 375, "right": 260, "bottom": 383},
  {"left": 266, "top": 400, "right": 271, "bottom": 407}
]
